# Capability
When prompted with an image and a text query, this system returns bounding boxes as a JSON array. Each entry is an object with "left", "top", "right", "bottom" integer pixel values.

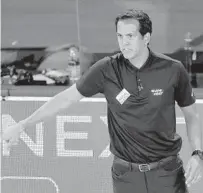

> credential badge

[{"left": 116, "top": 88, "right": 130, "bottom": 105}]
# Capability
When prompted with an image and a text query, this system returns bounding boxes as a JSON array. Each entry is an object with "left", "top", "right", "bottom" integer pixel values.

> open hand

[
  {"left": 185, "top": 156, "right": 203, "bottom": 187},
  {"left": 1, "top": 122, "right": 24, "bottom": 153}
]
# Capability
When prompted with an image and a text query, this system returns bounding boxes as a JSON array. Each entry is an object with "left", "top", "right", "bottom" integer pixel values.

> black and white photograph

[{"left": 1, "top": 0, "right": 203, "bottom": 193}]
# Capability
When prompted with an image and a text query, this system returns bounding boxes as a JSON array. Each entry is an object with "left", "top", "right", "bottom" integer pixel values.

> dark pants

[{"left": 111, "top": 155, "right": 188, "bottom": 193}]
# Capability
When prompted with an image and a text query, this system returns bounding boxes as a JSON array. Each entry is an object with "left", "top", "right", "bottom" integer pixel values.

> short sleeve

[
  {"left": 174, "top": 63, "right": 196, "bottom": 107},
  {"left": 76, "top": 57, "right": 108, "bottom": 97}
]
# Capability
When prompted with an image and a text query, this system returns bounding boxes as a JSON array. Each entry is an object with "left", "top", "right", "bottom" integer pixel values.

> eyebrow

[{"left": 117, "top": 32, "right": 136, "bottom": 36}]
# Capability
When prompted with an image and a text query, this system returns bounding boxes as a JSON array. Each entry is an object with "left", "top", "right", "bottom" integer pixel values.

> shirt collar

[{"left": 123, "top": 48, "right": 154, "bottom": 71}]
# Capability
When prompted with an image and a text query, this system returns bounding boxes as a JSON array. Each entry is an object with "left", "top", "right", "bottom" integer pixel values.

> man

[{"left": 2, "top": 9, "right": 203, "bottom": 193}]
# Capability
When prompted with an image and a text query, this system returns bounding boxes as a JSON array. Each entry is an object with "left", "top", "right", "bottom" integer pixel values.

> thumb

[{"left": 11, "top": 138, "right": 19, "bottom": 145}]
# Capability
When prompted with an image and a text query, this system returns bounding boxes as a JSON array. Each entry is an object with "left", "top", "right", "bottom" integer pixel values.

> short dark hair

[{"left": 115, "top": 9, "right": 152, "bottom": 36}]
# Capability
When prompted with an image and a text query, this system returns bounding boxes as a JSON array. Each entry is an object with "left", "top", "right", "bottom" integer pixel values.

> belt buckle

[{"left": 138, "top": 164, "right": 151, "bottom": 172}]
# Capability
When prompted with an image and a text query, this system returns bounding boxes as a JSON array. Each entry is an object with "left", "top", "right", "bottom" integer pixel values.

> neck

[{"left": 129, "top": 47, "right": 149, "bottom": 69}]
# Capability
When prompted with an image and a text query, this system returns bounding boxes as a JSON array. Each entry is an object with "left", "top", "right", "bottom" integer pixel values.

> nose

[{"left": 122, "top": 36, "right": 130, "bottom": 46}]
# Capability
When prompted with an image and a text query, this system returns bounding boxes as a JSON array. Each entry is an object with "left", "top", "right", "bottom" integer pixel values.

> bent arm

[{"left": 20, "top": 84, "right": 83, "bottom": 128}]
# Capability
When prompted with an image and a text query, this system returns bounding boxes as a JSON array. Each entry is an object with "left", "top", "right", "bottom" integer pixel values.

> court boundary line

[
  {"left": 1, "top": 96, "right": 203, "bottom": 104},
  {"left": 1, "top": 176, "right": 60, "bottom": 193}
]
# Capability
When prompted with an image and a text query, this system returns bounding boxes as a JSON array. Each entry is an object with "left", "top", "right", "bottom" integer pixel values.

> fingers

[
  {"left": 185, "top": 158, "right": 202, "bottom": 188},
  {"left": 4, "top": 140, "right": 12, "bottom": 155},
  {"left": 1, "top": 128, "right": 20, "bottom": 144},
  {"left": 185, "top": 160, "right": 195, "bottom": 187},
  {"left": 186, "top": 170, "right": 196, "bottom": 187},
  {"left": 1, "top": 124, "right": 22, "bottom": 155},
  {"left": 2, "top": 138, "right": 19, "bottom": 155},
  {"left": 185, "top": 160, "right": 192, "bottom": 180},
  {"left": 191, "top": 173, "right": 202, "bottom": 185}
]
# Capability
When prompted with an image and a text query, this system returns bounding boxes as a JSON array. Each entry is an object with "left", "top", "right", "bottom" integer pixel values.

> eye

[
  {"left": 127, "top": 34, "right": 133, "bottom": 38},
  {"left": 117, "top": 34, "right": 122, "bottom": 38}
]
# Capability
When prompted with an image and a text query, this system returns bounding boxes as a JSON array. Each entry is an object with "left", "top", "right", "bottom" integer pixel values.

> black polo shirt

[{"left": 76, "top": 49, "right": 196, "bottom": 163}]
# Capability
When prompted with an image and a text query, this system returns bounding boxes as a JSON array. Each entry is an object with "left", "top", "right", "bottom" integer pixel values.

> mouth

[{"left": 122, "top": 48, "right": 131, "bottom": 53}]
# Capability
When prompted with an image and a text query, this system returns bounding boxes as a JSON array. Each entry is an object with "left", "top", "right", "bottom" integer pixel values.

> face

[{"left": 116, "top": 19, "right": 149, "bottom": 60}]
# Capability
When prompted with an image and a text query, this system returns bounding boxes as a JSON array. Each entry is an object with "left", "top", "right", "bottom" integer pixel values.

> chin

[{"left": 123, "top": 53, "right": 136, "bottom": 60}]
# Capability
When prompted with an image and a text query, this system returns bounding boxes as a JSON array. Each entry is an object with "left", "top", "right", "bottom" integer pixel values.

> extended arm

[{"left": 20, "top": 83, "right": 83, "bottom": 128}]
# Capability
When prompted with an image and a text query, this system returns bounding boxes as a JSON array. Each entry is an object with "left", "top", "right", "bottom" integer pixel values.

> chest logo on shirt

[
  {"left": 151, "top": 89, "right": 164, "bottom": 96},
  {"left": 116, "top": 88, "right": 130, "bottom": 105}
]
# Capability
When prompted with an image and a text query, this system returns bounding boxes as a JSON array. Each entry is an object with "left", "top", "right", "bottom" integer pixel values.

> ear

[{"left": 144, "top": 33, "right": 151, "bottom": 45}]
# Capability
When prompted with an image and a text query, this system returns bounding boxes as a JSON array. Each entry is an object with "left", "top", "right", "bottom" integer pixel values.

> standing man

[{"left": 2, "top": 9, "right": 203, "bottom": 193}]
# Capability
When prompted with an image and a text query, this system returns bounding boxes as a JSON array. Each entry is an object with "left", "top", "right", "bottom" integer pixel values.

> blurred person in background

[
  {"left": 38, "top": 44, "right": 97, "bottom": 83},
  {"left": 2, "top": 9, "right": 203, "bottom": 193},
  {"left": 42, "top": 44, "right": 97, "bottom": 73}
]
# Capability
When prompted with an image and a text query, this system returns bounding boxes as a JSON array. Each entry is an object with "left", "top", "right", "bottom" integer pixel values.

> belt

[{"left": 113, "top": 155, "right": 178, "bottom": 172}]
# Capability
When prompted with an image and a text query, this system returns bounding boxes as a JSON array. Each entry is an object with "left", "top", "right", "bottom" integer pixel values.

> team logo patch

[
  {"left": 116, "top": 88, "right": 130, "bottom": 105},
  {"left": 151, "top": 89, "right": 164, "bottom": 96}
]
